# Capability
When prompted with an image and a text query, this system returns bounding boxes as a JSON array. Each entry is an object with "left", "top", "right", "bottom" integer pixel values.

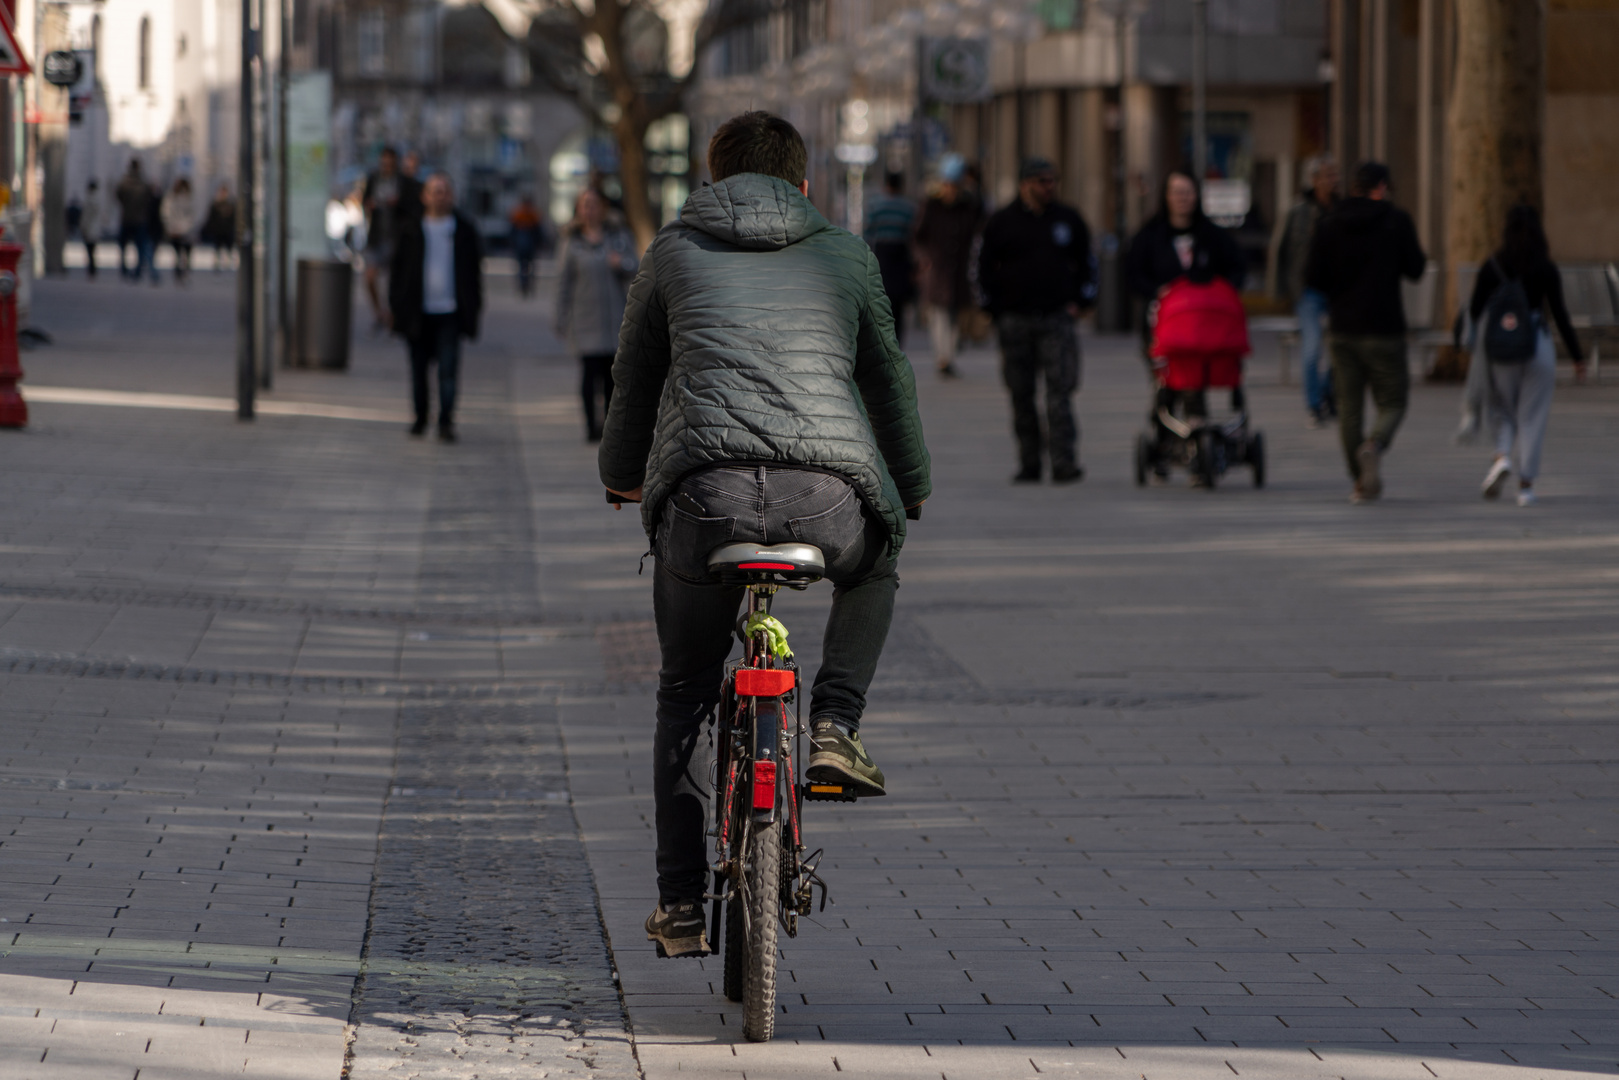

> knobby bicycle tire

[{"left": 742, "top": 817, "right": 781, "bottom": 1042}]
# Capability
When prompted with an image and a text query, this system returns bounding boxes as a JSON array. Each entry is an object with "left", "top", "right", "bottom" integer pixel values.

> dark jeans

[
  {"left": 580, "top": 353, "right": 615, "bottom": 440},
  {"left": 170, "top": 237, "right": 192, "bottom": 280},
  {"left": 998, "top": 311, "right": 1081, "bottom": 473},
  {"left": 513, "top": 235, "right": 537, "bottom": 296},
  {"left": 119, "top": 224, "right": 154, "bottom": 280},
  {"left": 408, "top": 312, "right": 462, "bottom": 428},
  {"left": 83, "top": 239, "right": 97, "bottom": 278},
  {"left": 1330, "top": 334, "right": 1408, "bottom": 479},
  {"left": 651, "top": 465, "right": 898, "bottom": 904},
  {"left": 873, "top": 240, "right": 912, "bottom": 343}
]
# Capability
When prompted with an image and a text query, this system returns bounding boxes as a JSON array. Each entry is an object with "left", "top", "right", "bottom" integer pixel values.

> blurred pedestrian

[
  {"left": 555, "top": 188, "right": 637, "bottom": 442},
  {"left": 508, "top": 193, "right": 545, "bottom": 298},
  {"left": 1304, "top": 161, "right": 1426, "bottom": 503},
  {"left": 79, "top": 181, "right": 102, "bottom": 279},
  {"left": 161, "top": 178, "right": 195, "bottom": 284},
  {"left": 1126, "top": 171, "right": 1245, "bottom": 321},
  {"left": 1277, "top": 154, "right": 1340, "bottom": 426},
  {"left": 977, "top": 157, "right": 1093, "bottom": 484},
  {"left": 863, "top": 171, "right": 916, "bottom": 345},
  {"left": 145, "top": 183, "right": 164, "bottom": 283},
  {"left": 65, "top": 193, "right": 82, "bottom": 251},
  {"left": 1126, "top": 171, "right": 1245, "bottom": 426},
  {"left": 116, "top": 160, "right": 156, "bottom": 282},
  {"left": 1459, "top": 205, "right": 1583, "bottom": 507},
  {"left": 913, "top": 153, "right": 982, "bottom": 377},
  {"left": 202, "top": 184, "right": 236, "bottom": 270},
  {"left": 363, "top": 147, "right": 408, "bottom": 329},
  {"left": 399, "top": 151, "right": 425, "bottom": 224},
  {"left": 389, "top": 173, "right": 484, "bottom": 443}
]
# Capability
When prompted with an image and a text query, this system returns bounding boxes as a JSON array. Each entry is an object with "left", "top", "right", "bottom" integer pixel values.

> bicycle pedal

[
  {"left": 652, "top": 939, "right": 710, "bottom": 959},
  {"left": 802, "top": 782, "right": 859, "bottom": 803}
]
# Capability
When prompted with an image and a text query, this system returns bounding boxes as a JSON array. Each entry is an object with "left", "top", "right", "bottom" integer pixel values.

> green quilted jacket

[{"left": 597, "top": 173, "right": 931, "bottom": 554}]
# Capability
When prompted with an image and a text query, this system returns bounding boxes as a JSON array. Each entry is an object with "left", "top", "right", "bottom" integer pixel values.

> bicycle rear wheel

[{"left": 741, "top": 818, "right": 780, "bottom": 1042}]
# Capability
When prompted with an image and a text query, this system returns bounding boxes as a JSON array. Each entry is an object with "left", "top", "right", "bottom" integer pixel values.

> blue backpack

[{"left": 1482, "top": 258, "right": 1537, "bottom": 363}]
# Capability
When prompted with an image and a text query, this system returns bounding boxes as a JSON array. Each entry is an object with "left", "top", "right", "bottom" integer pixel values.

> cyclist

[{"left": 599, "top": 111, "right": 931, "bottom": 958}]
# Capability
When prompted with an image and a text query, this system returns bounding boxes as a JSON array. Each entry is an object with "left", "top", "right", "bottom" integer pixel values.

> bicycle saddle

[{"left": 706, "top": 542, "right": 826, "bottom": 585}]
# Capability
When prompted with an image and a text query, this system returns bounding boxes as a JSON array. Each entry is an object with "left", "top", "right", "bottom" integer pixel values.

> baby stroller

[{"left": 1134, "top": 277, "right": 1266, "bottom": 490}]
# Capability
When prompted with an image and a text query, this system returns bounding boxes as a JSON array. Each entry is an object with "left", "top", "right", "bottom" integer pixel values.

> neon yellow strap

[{"left": 743, "top": 612, "right": 793, "bottom": 659}]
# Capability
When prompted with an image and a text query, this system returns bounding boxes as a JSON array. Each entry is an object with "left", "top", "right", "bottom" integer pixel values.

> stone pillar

[
  {"left": 992, "top": 92, "right": 1020, "bottom": 209},
  {"left": 1123, "top": 83, "right": 1177, "bottom": 231},
  {"left": 1065, "top": 88, "right": 1107, "bottom": 234}
]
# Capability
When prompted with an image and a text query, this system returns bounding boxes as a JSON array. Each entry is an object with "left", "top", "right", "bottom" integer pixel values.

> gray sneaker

[
  {"left": 806, "top": 720, "right": 887, "bottom": 797},
  {"left": 645, "top": 901, "right": 709, "bottom": 958}
]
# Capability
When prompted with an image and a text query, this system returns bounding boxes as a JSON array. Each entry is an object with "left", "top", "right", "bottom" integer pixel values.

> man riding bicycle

[{"left": 599, "top": 112, "right": 931, "bottom": 958}]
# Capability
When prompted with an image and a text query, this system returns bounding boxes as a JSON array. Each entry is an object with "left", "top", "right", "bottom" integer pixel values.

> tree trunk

[
  {"left": 1445, "top": 0, "right": 1543, "bottom": 313},
  {"left": 615, "top": 112, "right": 660, "bottom": 251}
]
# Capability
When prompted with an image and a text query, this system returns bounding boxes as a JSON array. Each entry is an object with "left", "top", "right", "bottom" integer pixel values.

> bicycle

[{"left": 699, "top": 539, "right": 852, "bottom": 1042}]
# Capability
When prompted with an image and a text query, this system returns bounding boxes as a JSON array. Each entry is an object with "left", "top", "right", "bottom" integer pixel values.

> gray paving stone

[
  {"left": 535, "top": 317, "right": 1619, "bottom": 1080},
  {"left": 12, "top": 266, "right": 1619, "bottom": 1078}
]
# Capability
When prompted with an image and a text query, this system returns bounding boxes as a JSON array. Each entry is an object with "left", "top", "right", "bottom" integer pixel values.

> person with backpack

[
  {"left": 1304, "top": 161, "right": 1426, "bottom": 503},
  {"left": 1458, "top": 205, "right": 1583, "bottom": 506}
]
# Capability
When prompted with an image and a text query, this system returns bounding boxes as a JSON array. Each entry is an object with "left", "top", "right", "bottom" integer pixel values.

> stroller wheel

[
  {"left": 1134, "top": 433, "right": 1152, "bottom": 487},
  {"left": 1249, "top": 431, "right": 1266, "bottom": 488}
]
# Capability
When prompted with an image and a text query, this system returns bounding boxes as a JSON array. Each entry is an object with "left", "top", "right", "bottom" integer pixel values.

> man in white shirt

[{"left": 389, "top": 173, "right": 484, "bottom": 442}]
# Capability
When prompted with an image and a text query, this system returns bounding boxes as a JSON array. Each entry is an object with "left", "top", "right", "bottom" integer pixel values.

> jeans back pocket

[
  {"left": 658, "top": 504, "right": 738, "bottom": 583},
  {"left": 785, "top": 486, "right": 864, "bottom": 556}
]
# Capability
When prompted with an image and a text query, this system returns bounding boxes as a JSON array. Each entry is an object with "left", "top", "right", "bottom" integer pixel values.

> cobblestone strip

[
  {"left": 341, "top": 702, "right": 640, "bottom": 1080},
  {"left": 343, "top": 358, "right": 641, "bottom": 1078}
]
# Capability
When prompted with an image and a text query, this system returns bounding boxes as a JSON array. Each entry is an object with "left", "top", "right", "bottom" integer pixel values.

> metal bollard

[{"left": 0, "top": 242, "right": 25, "bottom": 429}]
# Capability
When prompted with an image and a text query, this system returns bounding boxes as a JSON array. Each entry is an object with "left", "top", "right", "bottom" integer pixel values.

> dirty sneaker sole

[
  {"left": 645, "top": 907, "right": 710, "bottom": 958},
  {"left": 647, "top": 926, "right": 709, "bottom": 958}
]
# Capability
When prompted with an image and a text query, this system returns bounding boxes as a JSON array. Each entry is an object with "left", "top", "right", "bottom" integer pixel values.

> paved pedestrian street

[{"left": 1, "top": 271, "right": 1616, "bottom": 1080}]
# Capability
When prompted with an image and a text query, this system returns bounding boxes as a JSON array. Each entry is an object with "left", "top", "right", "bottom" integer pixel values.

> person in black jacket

[
  {"left": 1305, "top": 161, "right": 1426, "bottom": 502},
  {"left": 389, "top": 174, "right": 484, "bottom": 442},
  {"left": 1460, "top": 204, "right": 1583, "bottom": 506},
  {"left": 1125, "top": 171, "right": 1245, "bottom": 428},
  {"left": 977, "top": 157, "right": 1094, "bottom": 483},
  {"left": 1126, "top": 171, "right": 1245, "bottom": 314}
]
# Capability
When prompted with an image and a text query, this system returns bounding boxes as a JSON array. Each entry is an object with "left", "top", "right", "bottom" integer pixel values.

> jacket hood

[
  {"left": 681, "top": 173, "right": 831, "bottom": 250},
  {"left": 1335, "top": 196, "right": 1393, "bottom": 233}
]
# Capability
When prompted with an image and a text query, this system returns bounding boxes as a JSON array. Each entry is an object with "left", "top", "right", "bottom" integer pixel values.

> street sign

[
  {"left": 68, "top": 50, "right": 94, "bottom": 122},
  {"left": 920, "top": 37, "right": 989, "bottom": 104},
  {"left": 835, "top": 143, "right": 878, "bottom": 166},
  {"left": 1203, "top": 178, "right": 1251, "bottom": 228},
  {"left": 0, "top": 8, "right": 29, "bottom": 76},
  {"left": 43, "top": 50, "right": 81, "bottom": 85}
]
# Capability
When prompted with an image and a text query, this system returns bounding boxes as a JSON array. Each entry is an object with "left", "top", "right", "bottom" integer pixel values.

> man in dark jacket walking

[
  {"left": 977, "top": 157, "right": 1094, "bottom": 483},
  {"left": 1276, "top": 154, "right": 1340, "bottom": 425},
  {"left": 388, "top": 174, "right": 483, "bottom": 442},
  {"left": 116, "top": 160, "right": 157, "bottom": 283},
  {"left": 599, "top": 111, "right": 930, "bottom": 959},
  {"left": 1305, "top": 161, "right": 1426, "bottom": 502}
]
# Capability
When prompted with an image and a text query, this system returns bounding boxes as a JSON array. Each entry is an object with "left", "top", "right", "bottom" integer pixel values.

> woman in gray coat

[{"left": 556, "top": 188, "right": 638, "bottom": 441}]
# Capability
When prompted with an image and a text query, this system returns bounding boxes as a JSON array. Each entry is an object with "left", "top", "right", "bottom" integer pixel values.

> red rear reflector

[
  {"left": 735, "top": 668, "right": 795, "bottom": 696},
  {"left": 752, "top": 760, "right": 778, "bottom": 809},
  {"left": 738, "top": 561, "right": 796, "bottom": 570}
]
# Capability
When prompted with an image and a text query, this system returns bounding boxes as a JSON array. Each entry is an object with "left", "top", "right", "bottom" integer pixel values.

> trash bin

[{"left": 294, "top": 258, "right": 353, "bottom": 370}]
